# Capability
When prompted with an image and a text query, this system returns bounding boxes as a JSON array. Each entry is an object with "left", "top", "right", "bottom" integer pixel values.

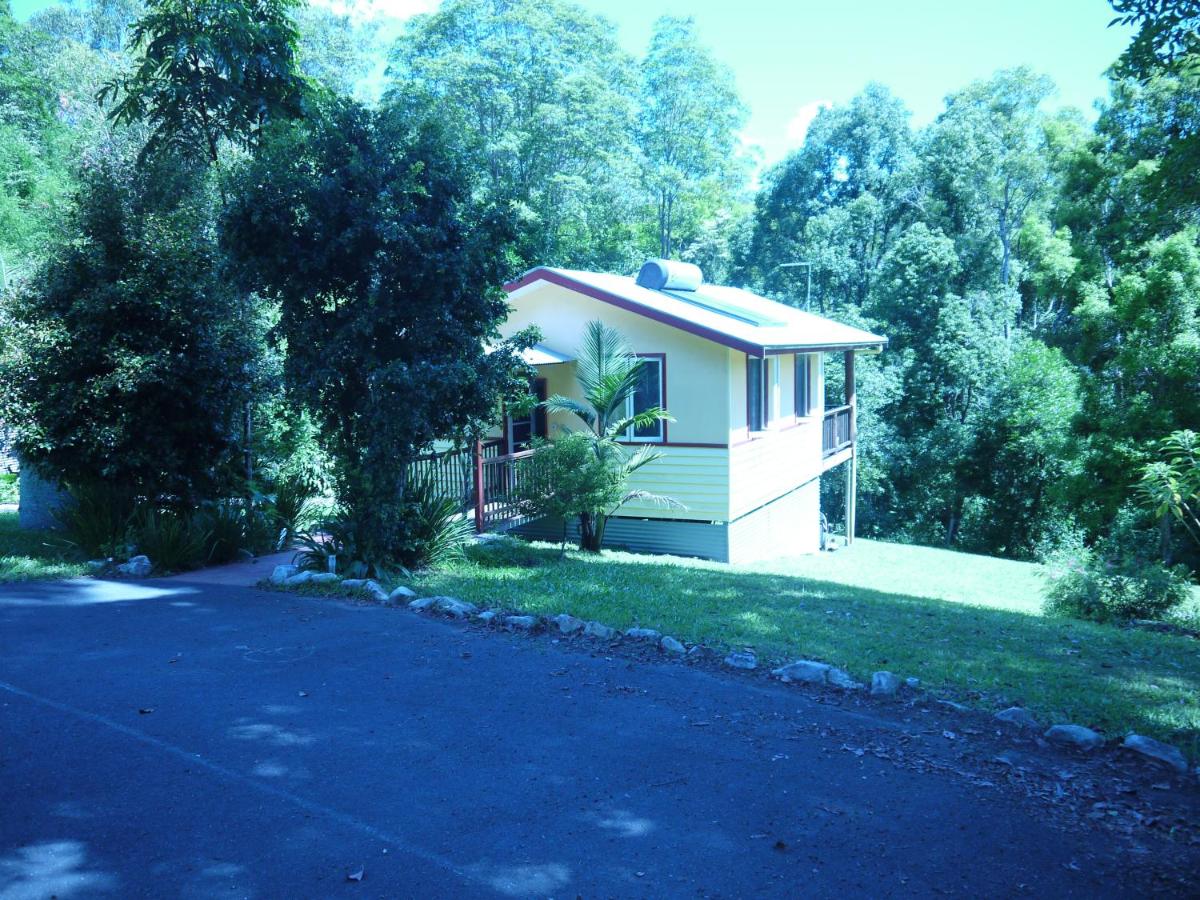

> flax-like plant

[{"left": 541, "top": 321, "right": 679, "bottom": 551}]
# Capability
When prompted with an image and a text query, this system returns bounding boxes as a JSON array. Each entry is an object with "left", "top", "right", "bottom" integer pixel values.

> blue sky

[{"left": 13, "top": 0, "right": 1133, "bottom": 163}]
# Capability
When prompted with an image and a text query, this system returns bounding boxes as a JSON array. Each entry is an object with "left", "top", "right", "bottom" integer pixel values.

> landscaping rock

[
  {"left": 686, "top": 645, "right": 709, "bottom": 660},
  {"left": 624, "top": 627, "right": 661, "bottom": 641},
  {"left": 724, "top": 651, "right": 758, "bottom": 671},
  {"left": 269, "top": 564, "right": 298, "bottom": 585},
  {"left": 827, "top": 668, "right": 863, "bottom": 690},
  {"left": 306, "top": 572, "right": 337, "bottom": 584},
  {"left": 341, "top": 579, "right": 367, "bottom": 589},
  {"left": 551, "top": 614, "right": 585, "bottom": 635},
  {"left": 905, "top": 677, "right": 921, "bottom": 689},
  {"left": 505, "top": 615, "right": 539, "bottom": 631},
  {"left": 116, "top": 555, "right": 152, "bottom": 578},
  {"left": 388, "top": 586, "right": 418, "bottom": 604},
  {"left": 994, "top": 707, "right": 1039, "bottom": 730},
  {"left": 408, "top": 596, "right": 436, "bottom": 611},
  {"left": 660, "top": 636, "right": 686, "bottom": 655},
  {"left": 583, "top": 621, "right": 616, "bottom": 640},
  {"left": 432, "top": 596, "right": 478, "bottom": 619},
  {"left": 1044, "top": 724, "right": 1104, "bottom": 752},
  {"left": 362, "top": 580, "right": 389, "bottom": 602},
  {"left": 285, "top": 570, "right": 317, "bottom": 586},
  {"left": 476, "top": 610, "right": 499, "bottom": 624},
  {"left": 771, "top": 660, "right": 830, "bottom": 685},
  {"left": 870, "top": 671, "right": 902, "bottom": 696},
  {"left": 1122, "top": 734, "right": 1189, "bottom": 773}
]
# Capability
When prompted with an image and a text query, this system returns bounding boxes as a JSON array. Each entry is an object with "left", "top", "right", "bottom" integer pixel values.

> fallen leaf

[
  {"left": 347, "top": 868, "right": 364, "bottom": 882},
  {"left": 297, "top": 691, "right": 309, "bottom": 698},
  {"left": 138, "top": 708, "right": 154, "bottom": 715}
]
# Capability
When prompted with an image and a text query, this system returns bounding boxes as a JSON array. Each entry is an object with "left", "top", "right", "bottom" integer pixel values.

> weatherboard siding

[
  {"left": 728, "top": 419, "right": 823, "bottom": 521},
  {"left": 726, "top": 478, "right": 821, "bottom": 561},
  {"left": 619, "top": 445, "right": 730, "bottom": 522}
]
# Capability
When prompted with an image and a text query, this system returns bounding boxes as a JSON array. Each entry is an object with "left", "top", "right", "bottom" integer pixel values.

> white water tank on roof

[{"left": 635, "top": 258, "right": 703, "bottom": 292}]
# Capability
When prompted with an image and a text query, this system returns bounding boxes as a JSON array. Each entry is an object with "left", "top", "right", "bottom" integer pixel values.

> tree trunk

[{"left": 578, "top": 510, "right": 604, "bottom": 552}]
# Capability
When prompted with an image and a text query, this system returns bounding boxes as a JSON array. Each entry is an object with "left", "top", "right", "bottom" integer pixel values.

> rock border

[{"left": 265, "top": 569, "right": 1197, "bottom": 780}]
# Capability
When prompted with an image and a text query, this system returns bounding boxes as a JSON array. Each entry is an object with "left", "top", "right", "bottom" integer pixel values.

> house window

[
  {"left": 795, "top": 354, "right": 814, "bottom": 417},
  {"left": 747, "top": 356, "right": 766, "bottom": 432},
  {"left": 625, "top": 356, "right": 664, "bottom": 442}
]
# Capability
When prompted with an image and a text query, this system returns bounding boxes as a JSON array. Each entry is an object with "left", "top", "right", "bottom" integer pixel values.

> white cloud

[{"left": 785, "top": 99, "right": 832, "bottom": 148}]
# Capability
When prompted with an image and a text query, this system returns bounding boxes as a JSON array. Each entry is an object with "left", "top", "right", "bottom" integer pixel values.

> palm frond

[
  {"left": 616, "top": 489, "right": 687, "bottom": 511},
  {"left": 543, "top": 394, "right": 596, "bottom": 429}
]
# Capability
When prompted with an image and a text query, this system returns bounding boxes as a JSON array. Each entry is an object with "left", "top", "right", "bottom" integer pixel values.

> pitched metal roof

[
  {"left": 505, "top": 266, "right": 887, "bottom": 356},
  {"left": 520, "top": 343, "right": 574, "bottom": 366}
]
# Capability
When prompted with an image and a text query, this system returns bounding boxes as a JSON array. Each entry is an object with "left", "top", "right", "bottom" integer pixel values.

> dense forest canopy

[{"left": 1, "top": 0, "right": 1198, "bottom": 570}]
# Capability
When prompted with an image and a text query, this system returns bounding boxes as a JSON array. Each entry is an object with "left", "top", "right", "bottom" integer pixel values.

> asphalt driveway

[{"left": 1, "top": 577, "right": 1195, "bottom": 898}]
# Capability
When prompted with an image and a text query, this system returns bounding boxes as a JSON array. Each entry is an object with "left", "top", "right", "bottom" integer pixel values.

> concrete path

[
  {"left": 159, "top": 550, "right": 296, "bottom": 588},
  {"left": 1, "top": 577, "right": 1195, "bottom": 898}
]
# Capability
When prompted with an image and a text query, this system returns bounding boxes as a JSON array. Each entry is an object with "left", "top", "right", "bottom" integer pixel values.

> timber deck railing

[
  {"left": 822, "top": 405, "right": 854, "bottom": 458},
  {"left": 408, "top": 439, "right": 548, "bottom": 533}
]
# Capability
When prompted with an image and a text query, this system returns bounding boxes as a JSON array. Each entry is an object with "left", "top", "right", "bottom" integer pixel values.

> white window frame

[
  {"left": 624, "top": 355, "right": 665, "bottom": 443},
  {"left": 769, "top": 356, "right": 782, "bottom": 425},
  {"left": 795, "top": 353, "right": 816, "bottom": 418}
]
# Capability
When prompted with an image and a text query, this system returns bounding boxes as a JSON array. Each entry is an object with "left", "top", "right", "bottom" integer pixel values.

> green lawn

[
  {"left": 0, "top": 512, "right": 87, "bottom": 582},
  {"left": 410, "top": 537, "right": 1200, "bottom": 756}
]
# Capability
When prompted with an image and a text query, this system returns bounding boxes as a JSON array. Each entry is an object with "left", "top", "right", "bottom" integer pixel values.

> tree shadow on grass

[{"left": 427, "top": 543, "right": 1200, "bottom": 751}]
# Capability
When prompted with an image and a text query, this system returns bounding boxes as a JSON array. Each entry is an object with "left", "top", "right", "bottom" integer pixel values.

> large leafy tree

[
  {"left": 98, "top": 0, "right": 307, "bottom": 163},
  {"left": 0, "top": 0, "right": 119, "bottom": 280},
  {"left": 387, "top": 0, "right": 641, "bottom": 270},
  {"left": 637, "top": 16, "right": 749, "bottom": 260},
  {"left": 922, "top": 67, "right": 1057, "bottom": 305},
  {"left": 744, "top": 84, "right": 915, "bottom": 314},
  {"left": 1071, "top": 232, "right": 1200, "bottom": 529},
  {"left": 222, "top": 96, "right": 535, "bottom": 564},
  {"left": 0, "top": 146, "right": 257, "bottom": 502},
  {"left": 1108, "top": 1, "right": 1200, "bottom": 212},
  {"left": 295, "top": 3, "right": 380, "bottom": 98}
]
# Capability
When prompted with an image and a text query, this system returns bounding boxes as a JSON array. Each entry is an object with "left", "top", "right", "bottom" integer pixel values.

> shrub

[
  {"left": 398, "top": 475, "right": 474, "bottom": 570},
  {"left": 201, "top": 502, "right": 249, "bottom": 565},
  {"left": 293, "top": 475, "right": 472, "bottom": 576},
  {"left": 197, "top": 501, "right": 280, "bottom": 564},
  {"left": 56, "top": 483, "right": 137, "bottom": 559},
  {"left": 129, "top": 508, "right": 211, "bottom": 573},
  {"left": 269, "top": 474, "right": 319, "bottom": 550},
  {"left": 1044, "top": 546, "right": 1193, "bottom": 623}
]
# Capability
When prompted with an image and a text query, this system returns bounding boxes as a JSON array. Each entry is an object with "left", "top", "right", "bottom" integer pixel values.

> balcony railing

[
  {"left": 822, "top": 405, "right": 854, "bottom": 457},
  {"left": 407, "top": 439, "right": 548, "bottom": 533}
]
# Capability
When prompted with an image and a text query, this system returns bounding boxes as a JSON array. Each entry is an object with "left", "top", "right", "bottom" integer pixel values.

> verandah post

[
  {"left": 473, "top": 439, "right": 485, "bottom": 533},
  {"left": 844, "top": 350, "right": 857, "bottom": 545}
]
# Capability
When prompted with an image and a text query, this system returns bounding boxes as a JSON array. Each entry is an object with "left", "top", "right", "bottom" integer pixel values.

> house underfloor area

[{"left": 514, "top": 477, "right": 823, "bottom": 564}]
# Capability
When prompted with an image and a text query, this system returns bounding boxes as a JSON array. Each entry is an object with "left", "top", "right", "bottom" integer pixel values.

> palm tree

[{"left": 542, "top": 320, "right": 678, "bottom": 551}]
